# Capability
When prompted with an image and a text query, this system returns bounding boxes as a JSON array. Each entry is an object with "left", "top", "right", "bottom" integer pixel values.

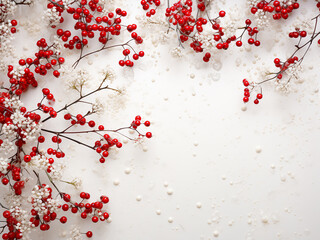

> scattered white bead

[
  {"left": 262, "top": 216, "right": 269, "bottom": 224},
  {"left": 256, "top": 146, "right": 262, "bottom": 153},
  {"left": 213, "top": 230, "right": 219, "bottom": 237},
  {"left": 113, "top": 179, "right": 120, "bottom": 186},
  {"left": 124, "top": 168, "right": 131, "bottom": 174}
]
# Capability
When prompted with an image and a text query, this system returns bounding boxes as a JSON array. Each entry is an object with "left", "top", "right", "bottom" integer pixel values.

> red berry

[
  {"left": 219, "top": 11, "right": 226, "bottom": 17},
  {"left": 257, "top": 93, "right": 263, "bottom": 99},
  {"left": 146, "top": 132, "right": 152, "bottom": 138}
]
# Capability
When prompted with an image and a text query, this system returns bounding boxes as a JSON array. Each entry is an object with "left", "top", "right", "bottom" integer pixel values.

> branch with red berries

[
  {"left": 164, "top": 0, "right": 261, "bottom": 62},
  {"left": 46, "top": 0, "right": 145, "bottom": 68},
  {"left": 242, "top": 8, "right": 320, "bottom": 105},
  {"left": 0, "top": 37, "right": 151, "bottom": 239}
]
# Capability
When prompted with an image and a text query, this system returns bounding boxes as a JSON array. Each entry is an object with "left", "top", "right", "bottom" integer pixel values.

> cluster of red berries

[
  {"left": 91, "top": 115, "right": 152, "bottom": 163},
  {"left": 2, "top": 210, "right": 23, "bottom": 239},
  {"left": 131, "top": 115, "right": 152, "bottom": 138},
  {"left": 38, "top": 88, "right": 57, "bottom": 118},
  {"left": 29, "top": 185, "right": 57, "bottom": 231},
  {"left": 242, "top": 79, "right": 263, "bottom": 104},
  {"left": 140, "top": 0, "right": 161, "bottom": 17},
  {"left": 0, "top": 3, "right": 152, "bottom": 239},
  {"left": 119, "top": 49, "right": 145, "bottom": 67},
  {"left": 1, "top": 95, "right": 44, "bottom": 156},
  {"left": 166, "top": 1, "right": 260, "bottom": 62},
  {"left": 9, "top": 19, "right": 18, "bottom": 34},
  {"left": 94, "top": 133, "right": 123, "bottom": 163},
  {"left": 70, "top": 192, "right": 110, "bottom": 225},
  {"left": 250, "top": 0, "right": 300, "bottom": 20},
  {"left": 7, "top": 38, "right": 63, "bottom": 96},
  {"left": 212, "top": 18, "right": 260, "bottom": 52},
  {"left": 273, "top": 55, "right": 299, "bottom": 79},
  {"left": 0, "top": 164, "right": 24, "bottom": 195},
  {"left": 47, "top": 0, "right": 144, "bottom": 66},
  {"left": 289, "top": 28, "right": 307, "bottom": 38}
]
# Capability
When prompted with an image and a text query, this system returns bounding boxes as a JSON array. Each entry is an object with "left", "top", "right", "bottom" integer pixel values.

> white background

[{"left": 9, "top": 0, "right": 320, "bottom": 239}]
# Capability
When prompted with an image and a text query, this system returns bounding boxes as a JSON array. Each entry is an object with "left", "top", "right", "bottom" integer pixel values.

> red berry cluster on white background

[
  {"left": 250, "top": 0, "right": 300, "bottom": 20},
  {"left": 46, "top": 0, "right": 145, "bottom": 67},
  {"left": 242, "top": 2, "right": 320, "bottom": 105},
  {"left": 140, "top": 0, "right": 161, "bottom": 17},
  {"left": 165, "top": 0, "right": 260, "bottom": 62},
  {"left": 0, "top": 4, "right": 152, "bottom": 236}
]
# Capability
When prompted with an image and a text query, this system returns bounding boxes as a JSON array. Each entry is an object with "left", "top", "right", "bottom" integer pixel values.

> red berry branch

[
  {"left": 46, "top": 0, "right": 145, "bottom": 68},
  {"left": 242, "top": 6, "right": 320, "bottom": 105},
  {"left": 140, "top": 0, "right": 161, "bottom": 17},
  {"left": 165, "top": 0, "right": 260, "bottom": 62},
  {"left": 249, "top": 0, "right": 300, "bottom": 20},
  {"left": 0, "top": 37, "right": 151, "bottom": 238}
]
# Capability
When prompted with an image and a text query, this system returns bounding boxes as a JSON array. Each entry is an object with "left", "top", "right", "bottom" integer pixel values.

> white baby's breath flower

[
  {"left": 0, "top": 157, "right": 9, "bottom": 173},
  {"left": 68, "top": 226, "right": 83, "bottom": 240},
  {"left": 70, "top": 177, "right": 82, "bottom": 189},
  {"left": 29, "top": 185, "right": 60, "bottom": 216},
  {"left": 92, "top": 98, "right": 105, "bottom": 115},
  {"left": 100, "top": 65, "right": 116, "bottom": 83}
]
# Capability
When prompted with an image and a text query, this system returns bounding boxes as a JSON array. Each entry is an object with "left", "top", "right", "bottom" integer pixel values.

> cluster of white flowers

[
  {"left": 64, "top": 68, "right": 90, "bottom": 92},
  {"left": 92, "top": 98, "right": 104, "bottom": 115},
  {"left": 137, "top": 13, "right": 167, "bottom": 27},
  {"left": 106, "top": 86, "right": 127, "bottom": 113},
  {"left": 29, "top": 153, "right": 51, "bottom": 171},
  {"left": 6, "top": 194, "right": 33, "bottom": 235},
  {"left": 292, "top": 18, "right": 314, "bottom": 35},
  {"left": 1, "top": 97, "right": 41, "bottom": 144},
  {"left": 43, "top": 0, "right": 73, "bottom": 26},
  {"left": 0, "top": 157, "right": 9, "bottom": 173},
  {"left": 10, "top": 205, "right": 33, "bottom": 234},
  {"left": 253, "top": 9, "right": 269, "bottom": 30},
  {"left": 247, "top": 0, "right": 269, "bottom": 29},
  {"left": 2, "top": 110, "right": 42, "bottom": 141},
  {"left": 68, "top": 226, "right": 83, "bottom": 240},
  {"left": 3, "top": 95, "right": 22, "bottom": 109},
  {"left": 53, "top": 35, "right": 64, "bottom": 55},
  {"left": 0, "top": 20, "right": 15, "bottom": 56},
  {"left": 43, "top": 7, "right": 61, "bottom": 26},
  {"left": 274, "top": 79, "right": 291, "bottom": 94},
  {"left": 28, "top": 152, "right": 64, "bottom": 180},
  {"left": 195, "top": 26, "right": 215, "bottom": 50},
  {"left": 221, "top": 9, "right": 241, "bottom": 39},
  {"left": 171, "top": 47, "right": 183, "bottom": 58},
  {"left": 0, "top": 0, "right": 17, "bottom": 19},
  {"left": 70, "top": 177, "right": 82, "bottom": 189},
  {"left": 0, "top": 138, "right": 14, "bottom": 155},
  {"left": 49, "top": 162, "right": 65, "bottom": 180},
  {"left": 100, "top": 65, "right": 116, "bottom": 83},
  {"left": 286, "top": 63, "right": 304, "bottom": 84},
  {"left": 28, "top": 185, "right": 60, "bottom": 216}
]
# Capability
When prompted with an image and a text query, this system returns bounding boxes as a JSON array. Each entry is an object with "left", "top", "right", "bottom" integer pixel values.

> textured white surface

[{"left": 8, "top": 0, "right": 320, "bottom": 239}]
